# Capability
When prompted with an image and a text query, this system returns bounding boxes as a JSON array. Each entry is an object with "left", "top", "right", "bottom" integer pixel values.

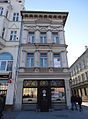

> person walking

[
  {"left": 77, "top": 95, "right": 82, "bottom": 112},
  {"left": 0, "top": 95, "right": 3, "bottom": 119},
  {"left": 71, "top": 94, "right": 78, "bottom": 110}
]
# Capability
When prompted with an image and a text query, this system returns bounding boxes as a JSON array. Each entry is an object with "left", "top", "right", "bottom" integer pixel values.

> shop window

[
  {"left": 28, "top": 32, "right": 34, "bottom": 43},
  {"left": 23, "top": 88, "right": 37, "bottom": 104},
  {"left": 53, "top": 54, "right": 61, "bottom": 67},
  {"left": 27, "top": 53, "right": 34, "bottom": 67},
  {"left": 40, "top": 33, "right": 47, "bottom": 43},
  {"left": 51, "top": 88, "right": 65, "bottom": 103},
  {"left": 0, "top": 53, "right": 13, "bottom": 71},
  {"left": 84, "top": 88, "right": 87, "bottom": 96},
  {"left": 52, "top": 33, "right": 59, "bottom": 44},
  {"left": 80, "top": 89, "right": 82, "bottom": 96},
  {"left": 0, "top": 7, "right": 4, "bottom": 15},
  {"left": 40, "top": 53, "right": 47, "bottom": 67}
]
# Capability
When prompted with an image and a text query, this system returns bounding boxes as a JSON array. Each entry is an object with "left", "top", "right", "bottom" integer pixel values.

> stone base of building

[{"left": 4, "top": 105, "right": 14, "bottom": 111}]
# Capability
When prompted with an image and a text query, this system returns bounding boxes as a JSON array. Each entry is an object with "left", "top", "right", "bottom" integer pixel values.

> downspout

[
  {"left": 14, "top": 17, "right": 23, "bottom": 107},
  {"left": 15, "top": 18, "right": 23, "bottom": 82}
]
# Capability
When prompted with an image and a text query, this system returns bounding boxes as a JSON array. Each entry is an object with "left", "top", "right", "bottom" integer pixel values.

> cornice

[{"left": 21, "top": 11, "right": 68, "bottom": 26}]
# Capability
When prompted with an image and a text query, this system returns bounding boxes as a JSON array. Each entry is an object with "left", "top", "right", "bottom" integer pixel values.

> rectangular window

[
  {"left": 0, "top": 61, "right": 6, "bottom": 71},
  {"left": 51, "top": 88, "right": 65, "bottom": 103},
  {"left": 2, "top": 28, "right": 5, "bottom": 39},
  {"left": 40, "top": 53, "right": 47, "bottom": 67},
  {"left": 84, "top": 88, "right": 87, "bottom": 96},
  {"left": 52, "top": 33, "right": 59, "bottom": 44},
  {"left": 13, "top": 13, "right": 19, "bottom": 21},
  {"left": 0, "top": 61, "right": 13, "bottom": 71},
  {"left": 27, "top": 53, "right": 34, "bottom": 67},
  {"left": 0, "top": 8, "right": 4, "bottom": 15},
  {"left": 10, "top": 31, "right": 17, "bottom": 41},
  {"left": 85, "top": 72, "right": 88, "bottom": 80},
  {"left": 40, "top": 33, "right": 47, "bottom": 43},
  {"left": 28, "top": 32, "right": 34, "bottom": 43},
  {"left": 53, "top": 54, "right": 61, "bottom": 67}
]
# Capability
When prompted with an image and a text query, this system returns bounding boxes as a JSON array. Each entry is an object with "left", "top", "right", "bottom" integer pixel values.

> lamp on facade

[
  {"left": 8, "top": 72, "right": 12, "bottom": 83},
  {"left": 7, "top": 78, "right": 11, "bottom": 83}
]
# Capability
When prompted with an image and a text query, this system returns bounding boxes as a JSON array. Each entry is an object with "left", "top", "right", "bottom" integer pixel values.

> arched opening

[{"left": 0, "top": 52, "right": 13, "bottom": 71}]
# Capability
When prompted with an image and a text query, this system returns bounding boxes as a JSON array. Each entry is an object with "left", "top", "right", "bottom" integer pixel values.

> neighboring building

[
  {"left": 0, "top": 0, "right": 24, "bottom": 108},
  {"left": 70, "top": 48, "right": 88, "bottom": 101},
  {"left": 14, "top": 11, "right": 71, "bottom": 111}
]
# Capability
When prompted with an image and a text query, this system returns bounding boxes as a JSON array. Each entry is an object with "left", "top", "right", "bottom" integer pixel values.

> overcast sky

[{"left": 25, "top": 0, "right": 88, "bottom": 67}]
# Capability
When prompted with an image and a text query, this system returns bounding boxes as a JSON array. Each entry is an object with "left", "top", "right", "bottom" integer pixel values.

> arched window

[{"left": 0, "top": 53, "right": 13, "bottom": 71}]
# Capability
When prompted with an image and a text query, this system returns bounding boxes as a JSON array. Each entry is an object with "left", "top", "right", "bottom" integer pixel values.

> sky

[{"left": 25, "top": 0, "right": 88, "bottom": 67}]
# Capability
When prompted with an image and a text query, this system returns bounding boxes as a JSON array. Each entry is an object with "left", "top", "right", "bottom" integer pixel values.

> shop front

[{"left": 22, "top": 80, "right": 66, "bottom": 111}]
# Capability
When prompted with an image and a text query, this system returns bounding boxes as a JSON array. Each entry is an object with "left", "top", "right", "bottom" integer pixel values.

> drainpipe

[
  {"left": 14, "top": 18, "right": 23, "bottom": 107},
  {"left": 15, "top": 19, "right": 23, "bottom": 82}
]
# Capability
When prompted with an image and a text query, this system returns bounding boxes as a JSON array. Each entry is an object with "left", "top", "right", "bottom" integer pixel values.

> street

[{"left": 3, "top": 104, "right": 88, "bottom": 119}]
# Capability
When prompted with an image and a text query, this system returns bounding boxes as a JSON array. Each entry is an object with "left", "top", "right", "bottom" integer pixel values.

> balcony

[
  {"left": 0, "top": 36, "right": 6, "bottom": 49},
  {"left": 19, "top": 67, "right": 69, "bottom": 73}
]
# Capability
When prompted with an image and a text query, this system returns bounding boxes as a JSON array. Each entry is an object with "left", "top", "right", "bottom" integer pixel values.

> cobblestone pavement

[{"left": 2, "top": 104, "right": 88, "bottom": 119}]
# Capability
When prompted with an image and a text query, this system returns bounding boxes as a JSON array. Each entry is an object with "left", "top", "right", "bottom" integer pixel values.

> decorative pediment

[{"left": 9, "top": 23, "right": 18, "bottom": 29}]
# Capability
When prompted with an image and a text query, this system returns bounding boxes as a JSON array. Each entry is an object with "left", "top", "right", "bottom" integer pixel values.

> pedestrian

[
  {"left": 77, "top": 95, "right": 82, "bottom": 112},
  {"left": 71, "top": 94, "right": 78, "bottom": 110},
  {"left": 0, "top": 95, "right": 4, "bottom": 119}
]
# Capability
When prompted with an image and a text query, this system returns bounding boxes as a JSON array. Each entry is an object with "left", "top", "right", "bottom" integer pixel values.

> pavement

[{"left": 2, "top": 104, "right": 88, "bottom": 119}]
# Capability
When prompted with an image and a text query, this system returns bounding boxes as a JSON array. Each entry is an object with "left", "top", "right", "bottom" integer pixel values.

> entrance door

[{"left": 39, "top": 87, "right": 50, "bottom": 112}]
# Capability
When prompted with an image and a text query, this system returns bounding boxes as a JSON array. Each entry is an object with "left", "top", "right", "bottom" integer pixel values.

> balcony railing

[
  {"left": 0, "top": 36, "right": 6, "bottom": 49},
  {"left": 19, "top": 67, "right": 69, "bottom": 73}
]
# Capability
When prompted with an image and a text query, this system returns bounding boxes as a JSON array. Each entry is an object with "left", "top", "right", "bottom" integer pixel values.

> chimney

[{"left": 85, "top": 46, "right": 88, "bottom": 50}]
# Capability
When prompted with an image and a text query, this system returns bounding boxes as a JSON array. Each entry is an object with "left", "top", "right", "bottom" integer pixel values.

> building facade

[
  {"left": 14, "top": 11, "right": 71, "bottom": 111},
  {"left": 0, "top": 0, "right": 71, "bottom": 111},
  {"left": 0, "top": 0, "right": 24, "bottom": 108},
  {"left": 70, "top": 48, "right": 88, "bottom": 101}
]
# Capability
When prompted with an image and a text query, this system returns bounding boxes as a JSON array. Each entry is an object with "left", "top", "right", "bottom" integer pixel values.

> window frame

[
  {"left": 0, "top": 7, "right": 4, "bottom": 15},
  {"left": 28, "top": 32, "right": 34, "bottom": 44},
  {"left": 52, "top": 33, "right": 59, "bottom": 44},
  {"left": 9, "top": 31, "right": 17, "bottom": 41},
  {"left": 40, "top": 33, "right": 47, "bottom": 43},
  {"left": 26, "top": 53, "right": 34, "bottom": 68},
  {"left": 13, "top": 13, "right": 19, "bottom": 21},
  {"left": 40, "top": 53, "right": 47, "bottom": 68},
  {"left": 53, "top": 54, "right": 61, "bottom": 68}
]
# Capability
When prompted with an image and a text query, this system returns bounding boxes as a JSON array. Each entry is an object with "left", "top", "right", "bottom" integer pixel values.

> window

[
  {"left": 23, "top": 88, "right": 37, "bottom": 104},
  {"left": 51, "top": 88, "right": 65, "bottom": 103},
  {"left": 6, "top": 11, "right": 8, "bottom": 18},
  {"left": 53, "top": 54, "right": 61, "bottom": 67},
  {"left": 85, "top": 72, "right": 88, "bottom": 80},
  {"left": 13, "top": 13, "right": 19, "bottom": 21},
  {"left": 52, "top": 33, "right": 59, "bottom": 44},
  {"left": 40, "top": 33, "right": 47, "bottom": 43},
  {"left": 0, "top": 7, "right": 4, "bottom": 15},
  {"left": 28, "top": 32, "right": 34, "bottom": 43},
  {"left": 40, "top": 54, "right": 47, "bottom": 67},
  {"left": 84, "top": 88, "right": 87, "bottom": 96},
  {"left": 10, "top": 31, "right": 17, "bottom": 41},
  {"left": 27, "top": 53, "right": 34, "bottom": 67},
  {"left": 0, "top": 53, "right": 13, "bottom": 71},
  {"left": 2, "top": 28, "right": 5, "bottom": 39},
  {"left": 81, "top": 73, "right": 85, "bottom": 81}
]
